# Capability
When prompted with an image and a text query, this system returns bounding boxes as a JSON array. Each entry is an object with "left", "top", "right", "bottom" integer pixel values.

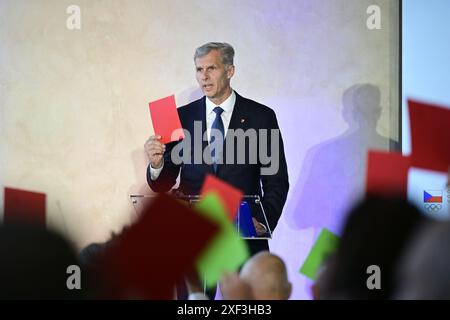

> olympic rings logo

[{"left": 424, "top": 203, "right": 442, "bottom": 212}]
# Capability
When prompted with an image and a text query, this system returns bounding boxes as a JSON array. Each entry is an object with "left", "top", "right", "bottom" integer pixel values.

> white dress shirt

[{"left": 149, "top": 90, "right": 236, "bottom": 180}]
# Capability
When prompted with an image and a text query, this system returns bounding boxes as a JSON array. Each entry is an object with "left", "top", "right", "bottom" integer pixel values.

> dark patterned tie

[{"left": 210, "top": 106, "right": 224, "bottom": 173}]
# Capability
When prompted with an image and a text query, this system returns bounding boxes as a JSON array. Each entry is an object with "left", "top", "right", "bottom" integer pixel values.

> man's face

[{"left": 195, "top": 49, "right": 234, "bottom": 103}]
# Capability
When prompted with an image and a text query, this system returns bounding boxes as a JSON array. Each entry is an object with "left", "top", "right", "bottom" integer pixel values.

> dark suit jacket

[{"left": 147, "top": 92, "right": 289, "bottom": 233}]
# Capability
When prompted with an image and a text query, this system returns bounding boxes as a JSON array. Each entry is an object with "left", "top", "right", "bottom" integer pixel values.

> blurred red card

[
  {"left": 200, "top": 174, "right": 243, "bottom": 221},
  {"left": 4, "top": 187, "right": 46, "bottom": 225},
  {"left": 100, "top": 193, "right": 218, "bottom": 299},
  {"left": 366, "top": 151, "right": 409, "bottom": 198},
  {"left": 149, "top": 95, "right": 185, "bottom": 144},
  {"left": 409, "top": 99, "right": 450, "bottom": 173}
]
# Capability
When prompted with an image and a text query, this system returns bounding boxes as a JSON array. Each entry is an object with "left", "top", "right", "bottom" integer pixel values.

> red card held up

[
  {"left": 4, "top": 187, "right": 46, "bottom": 226},
  {"left": 200, "top": 174, "right": 243, "bottom": 221},
  {"left": 99, "top": 193, "right": 219, "bottom": 299},
  {"left": 366, "top": 151, "right": 410, "bottom": 198},
  {"left": 408, "top": 99, "right": 450, "bottom": 173},
  {"left": 149, "top": 95, "right": 185, "bottom": 144}
]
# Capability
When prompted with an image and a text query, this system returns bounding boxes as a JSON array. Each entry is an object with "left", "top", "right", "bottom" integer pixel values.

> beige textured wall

[{"left": 1, "top": 0, "right": 398, "bottom": 298}]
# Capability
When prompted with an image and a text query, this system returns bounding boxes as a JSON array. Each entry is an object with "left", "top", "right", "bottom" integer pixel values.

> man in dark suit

[{"left": 145, "top": 42, "right": 289, "bottom": 254}]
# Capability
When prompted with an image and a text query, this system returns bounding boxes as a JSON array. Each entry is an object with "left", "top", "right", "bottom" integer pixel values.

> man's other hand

[
  {"left": 252, "top": 217, "right": 267, "bottom": 236},
  {"left": 145, "top": 135, "right": 165, "bottom": 169}
]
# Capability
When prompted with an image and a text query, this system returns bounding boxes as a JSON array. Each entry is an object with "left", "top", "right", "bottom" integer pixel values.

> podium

[
  {"left": 129, "top": 193, "right": 272, "bottom": 299},
  {"left": 129, "top": 194, "right": 272, "bottom": 240}
]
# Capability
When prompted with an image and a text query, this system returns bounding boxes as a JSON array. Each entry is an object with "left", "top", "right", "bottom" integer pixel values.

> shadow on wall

[{"left": 284, "top": 84, "right": 399, "bottom": 234}]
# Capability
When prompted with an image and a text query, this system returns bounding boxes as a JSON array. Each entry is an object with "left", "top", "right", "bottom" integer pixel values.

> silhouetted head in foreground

[
  {"left": 395, "top": 221, "right": 450, "bottom": 299},
  {"left": 319, "top": 197, "right": 426, "bottom": 300},
  {"left": 0, "top": 222, "right": 84, "bottom": 299}
]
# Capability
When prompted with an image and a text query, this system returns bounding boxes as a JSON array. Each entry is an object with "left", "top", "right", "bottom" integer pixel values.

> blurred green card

[{"left": 300, "top": 228, "right": 340, "bottom": 280}]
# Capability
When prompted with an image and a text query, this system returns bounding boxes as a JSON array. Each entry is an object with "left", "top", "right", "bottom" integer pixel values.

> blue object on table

[{"left": 234, "top": 201, "right": 257, "bottom": 237}]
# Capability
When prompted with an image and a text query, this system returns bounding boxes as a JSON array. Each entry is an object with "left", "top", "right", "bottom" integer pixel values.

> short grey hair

[{"left": 194, "top": 42, "right": 235, "bottom": 66}]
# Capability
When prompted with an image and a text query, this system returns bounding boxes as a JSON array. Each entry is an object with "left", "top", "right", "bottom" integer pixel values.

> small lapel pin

[{"left": 241, "top": 118, "right": 245, "bottom": 123}]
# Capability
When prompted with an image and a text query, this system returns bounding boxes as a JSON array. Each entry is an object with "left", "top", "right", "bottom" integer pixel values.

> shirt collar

[{"left": 206, "top": 90, "right": 236, "bottom": 116}]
